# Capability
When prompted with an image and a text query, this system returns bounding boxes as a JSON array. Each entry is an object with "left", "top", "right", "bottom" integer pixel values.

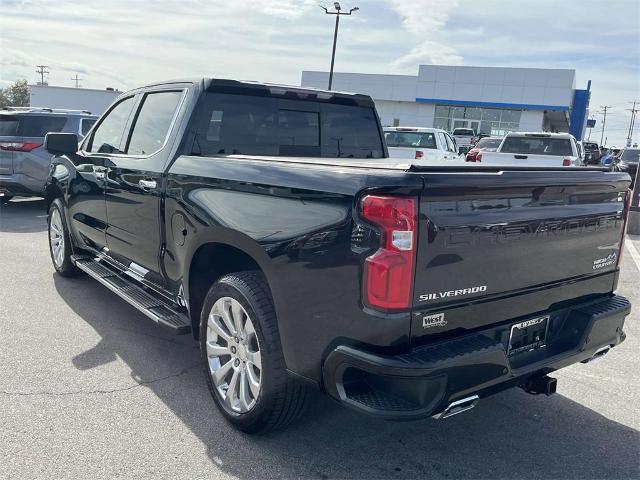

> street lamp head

[
  {"left": 350, "top": 6, "right": 359, "bottom": 12},
  {"left": 334, "top": 2, "right": 341, "bottom": 10}
]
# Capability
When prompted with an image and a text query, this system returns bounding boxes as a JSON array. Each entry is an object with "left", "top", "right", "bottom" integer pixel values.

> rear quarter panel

[{"left": 165, "top": 156, "right": 423, "bottom": 381}]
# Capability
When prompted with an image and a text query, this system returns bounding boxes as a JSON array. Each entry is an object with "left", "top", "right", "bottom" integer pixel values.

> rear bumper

[
  {"left": 0, "top": 173, "right": 43, "bottom": 196},
  {"left": 322, "top": 294, "right": 630, "bottom": 420}
]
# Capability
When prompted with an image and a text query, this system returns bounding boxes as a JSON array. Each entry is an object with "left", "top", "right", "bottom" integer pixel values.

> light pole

[{"left": 320, "top": 2, "right": 359, "bottom": 90}]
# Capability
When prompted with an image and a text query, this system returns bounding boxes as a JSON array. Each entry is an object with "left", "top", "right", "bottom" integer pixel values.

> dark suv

[{"left": 0, "top": 108, "right": 97, "bottom": 201}]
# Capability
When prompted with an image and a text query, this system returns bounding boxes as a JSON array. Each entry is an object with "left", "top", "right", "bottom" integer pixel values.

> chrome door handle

[{"left": 138, "top": 179, "right": 157, "bottom": 189}]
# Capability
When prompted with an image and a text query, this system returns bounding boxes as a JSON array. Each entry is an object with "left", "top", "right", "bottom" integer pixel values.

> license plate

[{"left": 508, "top": 315, "right": 549, "bottom": 356}]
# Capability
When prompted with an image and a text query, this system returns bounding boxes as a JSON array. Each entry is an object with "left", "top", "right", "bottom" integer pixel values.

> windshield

[
  {"left": 475, "top": 138, "right": 501, "bottom": 149},
  {"left": 452, "top": 128, "right": 474, "bottom": 136},
  {"left": 500, "top": 136, "right": 574, "bottom": 156},
  {"left": 384, "top": 131, "right": 437, "bottom": 149},
  {"left": 190, "top": 92, "right": 384, "bottom": 159},
  {"left": 621, "top": 149, "right": 640, "bottom": 163}
]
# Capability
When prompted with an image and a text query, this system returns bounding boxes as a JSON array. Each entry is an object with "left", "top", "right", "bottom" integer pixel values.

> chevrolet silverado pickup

[{"left": 43, "top": 78, "right": 632, "bottom": 433}]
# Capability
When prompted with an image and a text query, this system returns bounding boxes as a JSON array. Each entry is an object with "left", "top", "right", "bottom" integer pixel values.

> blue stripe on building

[{"left": 415, "top": 98, "right": 570, "bottom": 111}]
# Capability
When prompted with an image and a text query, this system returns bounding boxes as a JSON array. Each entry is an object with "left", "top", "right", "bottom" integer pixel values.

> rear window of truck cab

[
  {"left": 501, "top": 136, "right": 573, "bottom": 156},
  {"left": 384, "top": 131, "right": 437, "bottom": 149},
  {"left": 188, "top": 93, "right": 384, "bottom": 159}
]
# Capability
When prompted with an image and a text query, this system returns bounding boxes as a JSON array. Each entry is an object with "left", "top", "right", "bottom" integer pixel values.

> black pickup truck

[{"left": 43, "top": 78, "right": 632, "bottom": 433}]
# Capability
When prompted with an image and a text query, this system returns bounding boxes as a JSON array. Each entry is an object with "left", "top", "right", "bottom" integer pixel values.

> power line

[
  {"left": 599, "top": 105, "right": 611, "bottom": 146},
  {"left": 71, "top": 74, "right": 82, "bottom": 88},
  {"left": 627, "top": 101, "right": 638, "bottom": 146},
  {"left": 35, "top": 65, "right": 50, "bottom": 85}
]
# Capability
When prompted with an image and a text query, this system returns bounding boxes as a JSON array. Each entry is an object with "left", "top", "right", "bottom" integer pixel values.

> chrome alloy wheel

[
  {"left": 49, "top": 208, "right": 65, "bottom": 268},
  {"left": 206, "top": 297, "right": 262, "bottom": 413}
]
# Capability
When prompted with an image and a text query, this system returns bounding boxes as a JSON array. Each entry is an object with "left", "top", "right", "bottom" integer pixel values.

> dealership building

[{"left": 301, "top": 65, "right": 591, "bottom": 139}]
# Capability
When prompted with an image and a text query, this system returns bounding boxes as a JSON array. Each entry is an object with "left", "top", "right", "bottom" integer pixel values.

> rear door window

[
  {"left": 15, "top": 115, "right": 67, "bottom": 137},
  {"left": 126, "top": 90, "right": 183, "bottom": 156},
  {"left": 191, "top": 92, "right": 383, "bottom": 159},
  {"left": 81, "top": 118, "right": 97, "bottom": 136},
  {"left": 88, "top": 96, "right": 137, "bottom": 154}
]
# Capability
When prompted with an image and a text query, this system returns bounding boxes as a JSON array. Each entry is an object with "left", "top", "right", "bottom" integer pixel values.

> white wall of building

[
  {"left": 302, "top": 65, "right": 577, "bottom": 133},
  {"left": 29, "top": 85, "right": 120, "bottom": 115}
]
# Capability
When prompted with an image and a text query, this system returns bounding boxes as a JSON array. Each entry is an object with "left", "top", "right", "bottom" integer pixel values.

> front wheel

[
  {"left": 48, "top": 199, "right": 79, "bottom": 277},
  {"left": 200, "top": 271, "right": 308, "bottom": 433}
]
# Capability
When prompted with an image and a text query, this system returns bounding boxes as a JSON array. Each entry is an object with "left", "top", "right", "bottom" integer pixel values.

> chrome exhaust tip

[
  {"left": 433, "top": 395, "right": 479, "bottom": 419},
  {"left": 581, "top": 345, "right": 611, "bottom": 364}
]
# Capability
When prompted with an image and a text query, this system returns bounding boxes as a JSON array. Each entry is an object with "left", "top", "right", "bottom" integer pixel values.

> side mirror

[{"left": 45, "top": 133, "right": 79, "bottom": 155}]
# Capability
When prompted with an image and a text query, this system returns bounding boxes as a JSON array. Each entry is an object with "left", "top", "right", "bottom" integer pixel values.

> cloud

[{"left": 386, "top": 0, "right": 462, "bottom": 68}]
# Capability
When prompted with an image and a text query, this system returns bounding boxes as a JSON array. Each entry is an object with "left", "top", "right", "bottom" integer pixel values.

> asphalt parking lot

[{"left": 1, "top": 198, "right": 638, "bottom": 480}]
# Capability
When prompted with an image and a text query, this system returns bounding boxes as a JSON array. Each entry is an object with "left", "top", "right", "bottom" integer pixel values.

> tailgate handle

[{"left": 514, "top": 155, "right": 528, "bottom": 159}]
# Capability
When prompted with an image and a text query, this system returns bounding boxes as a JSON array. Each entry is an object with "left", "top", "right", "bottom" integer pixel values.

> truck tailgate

[{"left": 411, "top": 168, "right": 630, "bottom": 341}]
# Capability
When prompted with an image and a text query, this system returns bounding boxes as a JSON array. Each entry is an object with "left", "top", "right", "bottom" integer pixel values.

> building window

[
  {"left": 393, "top": 118, "right": 400, "bottom": 127},
  {"left": 433, "top": 105, "right": 522, "bottom": 136}
]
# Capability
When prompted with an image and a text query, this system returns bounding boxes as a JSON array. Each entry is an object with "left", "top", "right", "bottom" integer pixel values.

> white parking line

[{"left": 625, "top": 237, "right": 640, "bottom": 272}]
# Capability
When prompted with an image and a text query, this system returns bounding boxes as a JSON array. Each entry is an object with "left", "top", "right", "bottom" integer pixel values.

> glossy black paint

[
  {"left": 165, "top": 155, "right": 423, "bottom": 379},
  {"left": 45, "top": 78, "right": 632, "bottom": 395},
  {"left": 323, "top": 294, "right": 630, "bottom": 419}
]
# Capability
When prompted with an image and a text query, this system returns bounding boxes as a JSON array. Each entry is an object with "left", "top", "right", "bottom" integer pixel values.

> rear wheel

[
  {"left": 48, "top": 199, "right": 79, "bottom": 277},
  {"left": 200, "top": 271, "right": 308, "bottom": 433}
]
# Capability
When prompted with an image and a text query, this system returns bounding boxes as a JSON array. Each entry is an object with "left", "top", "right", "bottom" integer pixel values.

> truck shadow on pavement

[
  {"left": 0, "top": 198, "right": 47, "bottom": 233},
  {"left": 54, "top": 274, "right": 639, "bottom": 480}
]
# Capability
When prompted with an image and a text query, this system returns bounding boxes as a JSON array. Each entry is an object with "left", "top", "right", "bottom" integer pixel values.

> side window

[
  {"left": 80, "top": 118, "right": 96, "bottom": 137},
  {"left": 445, "top": 134, "right": 457, "bottom": 153},
  {"left": 126, "top": 91, "right": 183, "bottom": 156},
  {"left": 437, "top": 132, "right": 448, "bottom": 151},
  {"left": 88, "top": 96, "right": 136, "bottom": 153}
]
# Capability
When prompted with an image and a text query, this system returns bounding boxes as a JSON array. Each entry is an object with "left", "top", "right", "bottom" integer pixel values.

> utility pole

[
  {"left": 599, "top": 105, "right": 611, "bottom": 147},
  {"left": 627, "top": 101, "right": 638, "bottom": 147},
  {"left": 35, "top": 65, "right": 50, "bottom": 85},
  {"left": 320, "top": 2, "right": 359, "bottom": 90},
  {"left": 71, "top": 74, "right": 82, "bottom": 88}
]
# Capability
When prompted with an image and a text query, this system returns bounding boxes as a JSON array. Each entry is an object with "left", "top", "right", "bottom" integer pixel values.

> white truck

[
  {"left": 477, "top": 132, "right": 583, "bottom": 166},
  {"left": 383, "top": 127, "right": 461, "bottom": 164},
  {"left": 451, "top": 127, "right": 476, "bottom": 152}
]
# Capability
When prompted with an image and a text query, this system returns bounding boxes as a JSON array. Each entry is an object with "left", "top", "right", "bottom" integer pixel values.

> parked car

[
  {"left": 465, "top": 136, "right": 503, "bottom": 162},
  {"left": 451, "top": 127, "right": 476, "bottom": 153},
  {"left": 43, "top": 78, "right": 632, "bottom": 433},
  {"left": 384, "top": 127, "right": 460, "bottom": 163},
  {"left": 477, "top": 132, "right": 583, "bottom": 166},
  {"left": 582, "top": 141, "right": 601, "bottom": 165},
  {"left": 613, "top": 148, "right": 639, "bottom": 188},
  {"left": 0, "top": 107, "right": 97, "bottom": 201}
]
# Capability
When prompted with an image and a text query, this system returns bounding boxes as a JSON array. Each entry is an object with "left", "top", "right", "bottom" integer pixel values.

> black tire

[
  {"left": 199, "top": 271, "right": 308, "bottom": 433},
  {"left": 47, "top": 198, "right": 80, "bottom": 277}
]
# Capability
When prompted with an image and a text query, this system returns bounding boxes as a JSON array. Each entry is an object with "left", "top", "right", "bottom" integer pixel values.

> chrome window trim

[{"left": 80, "top": 88, "right": 188, "bottom": 160}]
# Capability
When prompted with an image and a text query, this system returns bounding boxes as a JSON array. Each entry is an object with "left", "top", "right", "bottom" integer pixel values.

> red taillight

[
  {"left": 476, "top": 152, "right": 482, "bottom": 162},
  {"left": 562, "top": 158, "right": 572, "bottom": 166},
  {"left": 0, "top": 142, "right": 42, "bottom": 152},
  {"left": 415, "top": 150, "right": 424, "bottom": 159},
  {"left": 360, "top": 195, "right": 417, "bottom": 310},
  {"left": 616, "top": 190, "right": 632, "bottom": 268}
]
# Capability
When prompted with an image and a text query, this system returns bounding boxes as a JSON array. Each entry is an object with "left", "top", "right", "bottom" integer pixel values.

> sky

[{"left": 1, "top": 0, "right": 638, "bottom": 145}]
